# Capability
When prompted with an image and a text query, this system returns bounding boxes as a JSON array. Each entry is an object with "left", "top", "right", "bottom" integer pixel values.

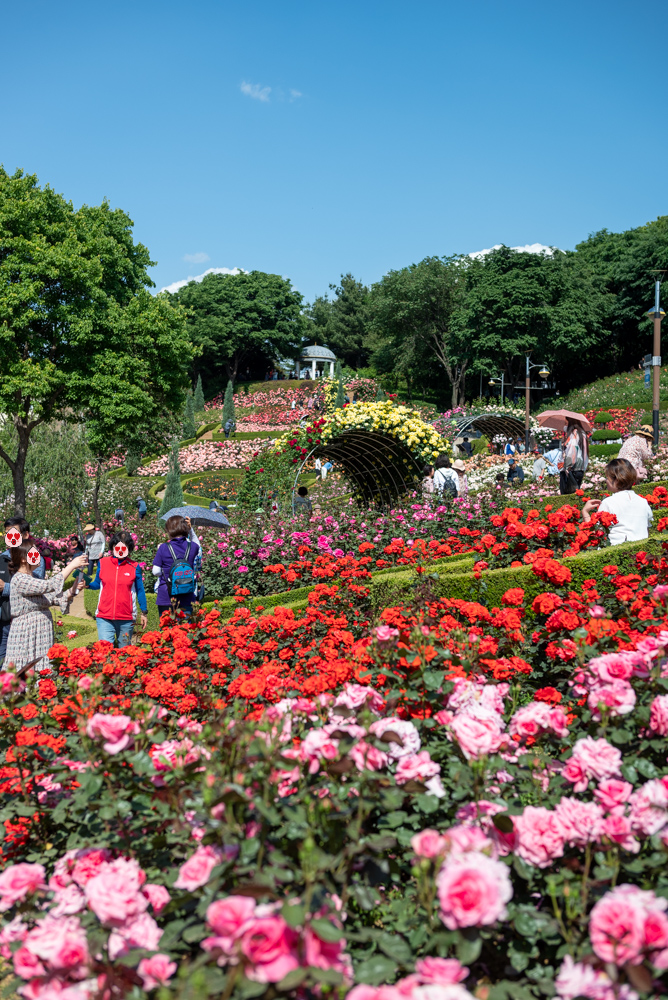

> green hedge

[
  {"left": 590, "top": 444, "right": 621, "bottom": 458},
  {"left": 196, "top": 421, "right": 220, "bottom": 438},
  {"left": 592, "top": 429, "right": 622, "bottom": 442}
]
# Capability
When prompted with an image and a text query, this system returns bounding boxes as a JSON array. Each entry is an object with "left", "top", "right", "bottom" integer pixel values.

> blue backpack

[{"left": 166, "top": 542, "right": 195, "bottom": 597}]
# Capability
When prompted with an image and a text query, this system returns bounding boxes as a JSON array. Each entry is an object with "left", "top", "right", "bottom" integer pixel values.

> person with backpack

[
  {"left": 84, "top": 530, "right": 148, "bottom": 647},
  {"left": 152, "top": 515, "right": 199, "bottom": 618},
  {"left": 433, "top": 454, "right": 459, "bottom": 497}
]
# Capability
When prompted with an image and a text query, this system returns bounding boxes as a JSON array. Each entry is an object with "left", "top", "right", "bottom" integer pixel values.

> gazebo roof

[{"left": 301, "top": 344, "right": 336, "bottom": 361}]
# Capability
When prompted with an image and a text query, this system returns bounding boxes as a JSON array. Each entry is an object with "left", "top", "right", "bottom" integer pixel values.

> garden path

[{"left": 68, "top": 587, "right": 87, "bottom": 618}]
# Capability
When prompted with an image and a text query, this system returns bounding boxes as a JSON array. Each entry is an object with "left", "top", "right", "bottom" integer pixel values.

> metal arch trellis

[
  {"left": 456, "top": 413, "right": 526, "bottom": 442},
  {"left": 291, "top": 430, "right": 426, "bottom": 508}
]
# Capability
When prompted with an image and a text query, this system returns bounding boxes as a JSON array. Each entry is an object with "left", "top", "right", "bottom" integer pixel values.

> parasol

[
  {"left": 536, "top": 409, "right": 592, "bottom": 434},
  {"left": 158, "top": 505, "right": 230, "bottom": 528}
]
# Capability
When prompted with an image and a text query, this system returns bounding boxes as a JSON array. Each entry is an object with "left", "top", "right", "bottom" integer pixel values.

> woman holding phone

[{"left": 3, "top": 537, "right": 86, "bottom": 674}]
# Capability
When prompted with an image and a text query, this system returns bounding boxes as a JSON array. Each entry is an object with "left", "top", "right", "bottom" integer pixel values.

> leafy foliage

[{"left": 159, "top": 439, "right": 185, "bottom": 515}]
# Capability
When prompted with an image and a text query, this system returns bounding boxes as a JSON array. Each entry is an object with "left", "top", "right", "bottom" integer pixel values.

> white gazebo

[{"left": 300, "top": 344, "right": 336, "bottom": 379}]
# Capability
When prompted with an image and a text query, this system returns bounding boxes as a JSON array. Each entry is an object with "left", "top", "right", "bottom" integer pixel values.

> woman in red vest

[{"left": 85, "top": 531, "right": 148, "bottom": 647}]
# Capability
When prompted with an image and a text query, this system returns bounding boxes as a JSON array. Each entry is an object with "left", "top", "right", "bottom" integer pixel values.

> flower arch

[{"left": 316, "top": 402, "right": 447, "bottom": 505}]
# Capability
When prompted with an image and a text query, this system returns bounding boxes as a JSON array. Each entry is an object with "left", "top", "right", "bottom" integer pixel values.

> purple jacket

[{"left": 153, "top": 536, "right": 198, "bottom": 605}]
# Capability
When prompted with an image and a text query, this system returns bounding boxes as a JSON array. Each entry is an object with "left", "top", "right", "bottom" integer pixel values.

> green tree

[
  {"left": 456, "top": 247, "right": 608, "bottom": 395},
  {"left": 182, "top": 392, "right": 197, "bottom": 439},
  {"left": 368, "top": 256, "right": 467, "bottom": 406},
  {"left": 308, "top": 274, "right": 370, "bottom": 369},
  {"left": 334, "top": 362, "right": 345, "bottom": 409},
  {"left": 159, "top": 439, "right": 184, "bottom": 515},
  {"left": 222, "top": 380, "right": 235, "bottom": 425},
  {"left": 0, "top": 168, "right": 193, "bottom": 515},
  {"left": 173, "top": 271, "right": 308, "bottom": 389},
  {"left": 194, "top": 374, "right": 205, "bottom": 413}
]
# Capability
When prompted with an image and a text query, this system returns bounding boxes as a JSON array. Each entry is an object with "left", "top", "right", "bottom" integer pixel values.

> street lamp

[
  {"left": 524, "top": 355, "right": 550, "bottom": 452},
  {"left": 488, "top": 374, "right": 505, "bottom": 402},
  {"left": 646, "top": 272, "right": 666, "bottom": 449}
]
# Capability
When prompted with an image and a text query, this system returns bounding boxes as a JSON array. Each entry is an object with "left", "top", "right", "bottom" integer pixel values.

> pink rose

[
  {"left": 395, "top": 751, "right": 440, "bottom": 785},
  {"left": 24, "top": 915, "right": 89, "bottom": 973},
  {"left": 436, "top": 851, "right": 512, "bottom": 929},
  {"left": 587, "top": 680, "right": 636, "bottom": 720},
  {"left": 142, "top": 884, "right": 171, "bottom": 914},
  {"left": 449, "top": 713, "right": 505, "bottom": 761},
  {"left": 304, "top": 924, "right": 352, "bottom": 976},
  {"left": 561, "top": 756, "right": 589, "bottom": 793},
  {"left": 174, "top": 844, "right": 224, "bottom": 892},
  {"left": 629, "top": 779, "right": 668, "bottom": 836},
  {"left": 414, "top": 957, "right": 468, "bottom": 985},
  {"left": 411, "top": 829, "right": 449, "bottom": 860},
  {"left": 85, "top": 713, "right": 135, "bottom": 754},
  {"left": 0, "top": 863, "right": 45, "bottom": 910},
  {"left": 514, "top": 806, "right": 564, "bottom": 868},
  {"left": 375, "top": 626, "right": 399, "bottom": 641},
  {"left": 369, "top": 718, "right": 421, "bottom": 759},
  {"left": 602, "top": 815, "right": 639, "bottom": 853},
  {"left": 569, "top": 737, "right": 622, "bottom": 782},
  {"left": 649, "top": 694, "right": 668, "bottom": 736},
  {"left": 554, "top": 955, "right": 614, "bottom": 1000},
  {"left": 138, "top": 953, "right": 177, "bottom": 990},
  {"left": 13, "top": 945, "right": 45, "bottom": 980},
  {"left": 587, "top": 652, "right": 637, "bottom": 682},
  {"left": 240, "top": 916, "right": 300, "bottom": 982},
  {"left": 206, "top": 895, "right": 256, "bottom": 943},
  {"left": 84, "top": 864, "right": 147, "bottom": 925},
  {"left": 333, "top": 683, "right": 384, "bottom": 714},
  {"left": 349, "top": 740, "right": 389, "bottom": 772},
  {"left": 109, "top": 912, "right": 162, "bottom": 959},
  {"left": 508, "top": 702, "right": 569, "bottom": 740},
  {"left": 554, "top": 798, "right": 603, "bottom": 847},
  {"left": 594, "top": 779, "right": 633, "bottom": 812},
  {"left": 589, "top": 886, "right": 646, "bottom": 964},
  {"left": 0, "top": 672, "right": 25, "bottom": 695}
]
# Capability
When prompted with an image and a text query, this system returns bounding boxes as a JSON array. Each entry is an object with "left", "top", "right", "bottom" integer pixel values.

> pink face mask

[
  {"left": 5, "top": 530, "right": 21, "bottom": 548},
  {"left": 113, "top": 543, "right": 128, "bottom": 559},
  {"left": 27, "top": 547, "right": 40, "bottom": 566}
]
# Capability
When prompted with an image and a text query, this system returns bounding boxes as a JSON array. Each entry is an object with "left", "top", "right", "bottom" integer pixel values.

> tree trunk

[
  {"left": 12, "top": 422, "right": 32, "bottom": 517},
  {"left": 92, "top": 460, "right": 103, "bottom": 529}
]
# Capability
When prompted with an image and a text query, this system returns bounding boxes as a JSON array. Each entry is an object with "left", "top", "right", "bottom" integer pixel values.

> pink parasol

[{"left": 536, "top": 409, "right": 592, "bottom": 435}]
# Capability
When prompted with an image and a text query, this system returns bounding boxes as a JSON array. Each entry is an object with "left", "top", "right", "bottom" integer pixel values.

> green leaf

[
  {"left": 277, "top": 968, "right": 309, "bottom": 991},
  {"left": 310, "top": 918, "right": 343, "bottom": 943},
  {"left": 310, "top": 967, "right": 345, "bottom": 985},
  {"left": 456, "top": 929, "right": 482, "bottom": 965},
  {"left": 636, "top": 758, "right": 659, "bottom": 779},
  {"left": 281, "top": 904, "right": 307, "bottom": 928},
  {"left": 376, "top": 932, "right": 412, "bottom": 964},
  {"left": 355, "top": 956, "right": 398, "bottom": 985}
]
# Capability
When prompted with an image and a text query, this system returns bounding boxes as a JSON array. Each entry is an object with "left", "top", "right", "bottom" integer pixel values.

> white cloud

[
  {"left": 241, "top": 81, "right": 271, "bottom": 102},
  {"left": 182, "top": 252, "right": 210, "bottom": 264},
  {"left": 289, "top": 89, "right": 302, "bottom": 101},
  {"left": 160, "top": 267, "right": 245, "bottom": 295},
  {"left": 468, "top": 243, "right": 558, "bottom": 260}
]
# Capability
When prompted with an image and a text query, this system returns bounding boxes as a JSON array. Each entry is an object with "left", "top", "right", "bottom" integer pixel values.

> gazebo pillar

[
  {"left": 329, "top": 361, "right": 335, "bottom": 377},
  {"left": 311, "top": 359, "right": 317, "bottom": 380}
]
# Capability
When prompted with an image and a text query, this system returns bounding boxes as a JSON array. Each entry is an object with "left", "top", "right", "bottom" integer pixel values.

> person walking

[
  {"left": 136, "top": 497, "right": 148, "bottom": 520},
  {"left": 582, "top": 458, "right": 653, "bottom": 545},
  {"left": 152, "top": 515, "right": 199, "bottom": 618},
  {"left": 452, "top": 459, "right": 469, "bottom": 496},
  {"left": 617, "top": 424, "right": 654, "bottom": 481},
  {"left": 4, "top": 538, "right": 86, "bottom": 673},
  {"left": 314, "top": 457, "right": 322, "bottom": 479},
  {"left": 321, "top": 460, "right": 333, "bottom": 481},
  {"left": 84, "top": 531, "right": 148, "bottom": 647},
  {"left": 83, "top": 523, "right": 105, "bottom": 576},
  {"left": 433, "top": 455, "right": 459, "bottom": 497},
  {"left": 559, "top": 421, "right": 589, "bottom": 494}
]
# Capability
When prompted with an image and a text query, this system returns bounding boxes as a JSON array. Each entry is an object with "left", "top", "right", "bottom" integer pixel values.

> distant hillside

[{"left": 543, "top": 368, "right": 668, "bottom": 412}]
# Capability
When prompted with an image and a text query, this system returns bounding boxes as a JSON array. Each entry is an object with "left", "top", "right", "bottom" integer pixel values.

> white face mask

[
  {"left": 27, "top": 547, "right": 40, "bottom": 566},
  {"left": 113, "top": 543, "right": 129, "bottom": 559}
]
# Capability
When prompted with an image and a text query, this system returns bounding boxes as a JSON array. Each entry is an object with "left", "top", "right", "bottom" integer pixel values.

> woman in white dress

[{"left": 4, "top": 541, "right": 86, "bottom": 673}]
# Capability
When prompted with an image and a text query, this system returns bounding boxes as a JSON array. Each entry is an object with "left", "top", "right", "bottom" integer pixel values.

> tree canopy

[
  {"left": 308, "top": 274, "right": 370, "bottom": 370},
  {"left": 173, "top": 270, "right": 308, "bottom": 389},
  {"left": 0, "top": 168, "right": 193, "bottom": 514}
]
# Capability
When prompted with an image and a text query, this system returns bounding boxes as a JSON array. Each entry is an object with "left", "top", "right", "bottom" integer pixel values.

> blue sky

[{"left": 2, "top": 0, "right": 666, "bottom": 302}]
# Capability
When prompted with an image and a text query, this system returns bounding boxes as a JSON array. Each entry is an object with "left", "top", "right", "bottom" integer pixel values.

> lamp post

[
  {"left": 524, "top": 355, "right": 550, "bottom": 452},
  {"left": 488, "top": 374, "right": 505, "bottom": 402},
  {"left": 647, "top": 273, "right": 666, "bottom": 449}
]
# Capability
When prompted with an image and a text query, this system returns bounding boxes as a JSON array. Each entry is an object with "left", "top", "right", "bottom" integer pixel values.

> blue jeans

[
  {"left": 0, "top": 620, "right": 10, "bottom": 662},
  {"left": 96, "top": 618, "right": 134, "bottom": 647}
]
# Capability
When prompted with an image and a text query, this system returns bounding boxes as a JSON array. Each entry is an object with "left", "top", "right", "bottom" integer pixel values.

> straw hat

[
  {"left": 452, "top": 459, "right": 467, "bottom": 472},
  {"left": 637, "top": 424, "right": 654, "bottom": 440},
  {"left": 83, "top": 523, "right": 95, "bottom": 531}
]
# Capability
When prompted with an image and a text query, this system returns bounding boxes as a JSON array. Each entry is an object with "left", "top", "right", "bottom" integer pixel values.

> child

[{"left": 582, "top": 458, "right": 652, "bottom": 545}]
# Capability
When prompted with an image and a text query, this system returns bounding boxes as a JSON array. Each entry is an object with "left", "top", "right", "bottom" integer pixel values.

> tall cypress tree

[
  {"left": 181, "top": 391, "right": 197, "bottom": 439},
  {"left": 194, "top": 374, "right": 205, "bottom": 412},
  {"left": 375, "top": 384, "right": 386, "bottom": 402},
  {"left": 334, "top": 362, "right": 345, "bottom": 409},
  {"left": 222, "top": 379, "right": 236, "bottom": 424},
  {"left": 159, "top": 439, "right": 185, "bottom": 515}
]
